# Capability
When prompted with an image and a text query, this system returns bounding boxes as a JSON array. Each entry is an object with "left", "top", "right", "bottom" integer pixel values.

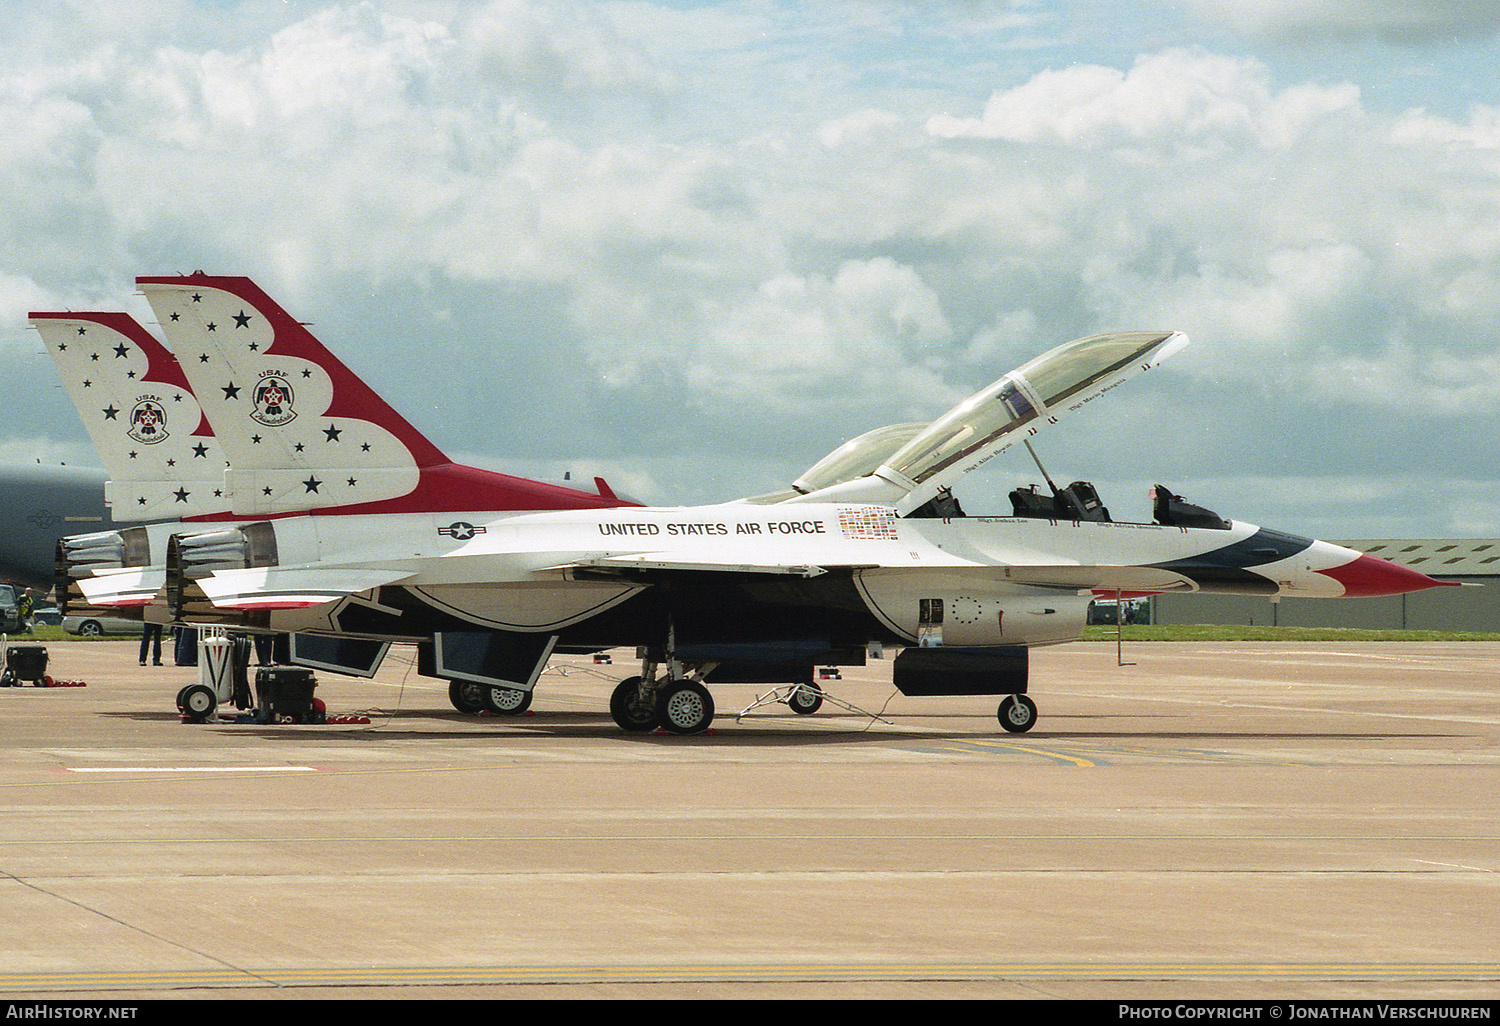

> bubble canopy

[
  {"left": 884, "top": 331, "right": 1183, "bottom": 488},
  {"left": 785, "top": 329, "right": 1187, "bottom": 513}
]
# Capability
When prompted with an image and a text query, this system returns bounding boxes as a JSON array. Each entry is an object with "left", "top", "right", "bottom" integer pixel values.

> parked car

[
  {"left": 0, "top": 585, "right": 19, "bottom": 631},
  {"left": 64, "top": 615, "right": 144, "bottom": 637},
  {"left": 32, "top": 604, "right": 62, "bottom": 627}
]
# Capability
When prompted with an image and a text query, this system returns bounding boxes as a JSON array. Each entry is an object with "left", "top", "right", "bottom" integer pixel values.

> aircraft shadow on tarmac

[{"left": 98, "top": 708, "right": 1454, "bottom": 746}]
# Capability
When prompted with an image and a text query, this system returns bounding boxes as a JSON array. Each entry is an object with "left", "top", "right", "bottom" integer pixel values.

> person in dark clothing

[{"left": 139, "top": 622, "right": 164, "bottom": 666}]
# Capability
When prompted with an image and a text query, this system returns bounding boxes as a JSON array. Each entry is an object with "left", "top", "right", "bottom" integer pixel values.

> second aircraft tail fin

[{"left": 30, "top": 311, "right": 231, "bottom": 522}]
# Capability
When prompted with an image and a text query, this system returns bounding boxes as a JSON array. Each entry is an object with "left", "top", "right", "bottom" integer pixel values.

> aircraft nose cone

[{"left": 1316, "top": 553, "right": 1455, "bottom": 597}]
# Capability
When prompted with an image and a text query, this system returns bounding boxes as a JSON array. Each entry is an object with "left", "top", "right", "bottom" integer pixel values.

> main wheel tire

[
  {"left": 481, "top": 685, "right": 533, "bottom": 716},
  {"left": 448, "top": 680, "right": 484, "bottom": 714},
  {"left": 787, "top": 682, "right": 823, "bottom": 715},
  {"left": 656, "top": 679, "right": 715, "bottom": 735},
  {"left": 609, "top": 676, "right": 658, "bottom": 732},
  {"left": 997, "top": 693, "right": 1038, "bottom": 734},
  {"left": 180, "top": 684, "right": 218, "bottom": 723}
]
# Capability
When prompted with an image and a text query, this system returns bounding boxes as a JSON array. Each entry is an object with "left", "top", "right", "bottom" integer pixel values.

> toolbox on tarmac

[
  {"left": 254, "top": 666, "right": 319, "bottom": 721},
  {"left": 2, "top": 643, "right": 49, "bottom": 686}
]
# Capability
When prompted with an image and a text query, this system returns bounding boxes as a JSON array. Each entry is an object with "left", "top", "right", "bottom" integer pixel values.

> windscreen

[{"left": 793, "top": 422, "right": 927, "bottom": 494}]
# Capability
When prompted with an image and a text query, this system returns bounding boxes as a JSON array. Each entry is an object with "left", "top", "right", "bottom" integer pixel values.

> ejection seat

[
  {"left": 1151, "top": 485, "right": 1231, "bottom": 530},
  {"left": 1008, "top": 481, "right": 1111, "bottom": 522}
]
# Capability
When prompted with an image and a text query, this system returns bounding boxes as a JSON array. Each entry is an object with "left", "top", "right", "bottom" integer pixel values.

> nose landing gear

[{"left": 997, "top": 693, "right": 1038, "bottom": 733}]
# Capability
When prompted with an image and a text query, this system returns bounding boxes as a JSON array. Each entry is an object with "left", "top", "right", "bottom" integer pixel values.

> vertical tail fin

[
  {"left": 29, "top": 312, "right": 231, "bottom": 521},
  {"left": 137, "top": 274, "right": 633, "bottom": 516}
]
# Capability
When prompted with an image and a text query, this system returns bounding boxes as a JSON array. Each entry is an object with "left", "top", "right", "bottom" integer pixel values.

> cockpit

[
  {"left": 999, "top": 477, "right": 1230, "bottom": 530},
  {"left": 773, "top": 329, "right": 1196, "bottom": 521}
]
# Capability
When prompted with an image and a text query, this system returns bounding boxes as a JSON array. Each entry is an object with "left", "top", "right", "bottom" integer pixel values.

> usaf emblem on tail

[
  {"left": 127, "top": 398, "right": 168, "bottom": 445},
  {"left": 251, "top": 373, "right": 296, "bottom": 426}
]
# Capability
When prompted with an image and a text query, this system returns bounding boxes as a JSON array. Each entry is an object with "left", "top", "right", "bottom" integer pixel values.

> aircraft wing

[{"left": 572, "top": 553, "right": 1200, "bottom": 598}]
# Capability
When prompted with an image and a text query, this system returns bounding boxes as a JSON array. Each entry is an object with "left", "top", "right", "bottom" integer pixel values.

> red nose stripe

[{"left": 1317, "top": 554, "right": 1456, "bottom": 597}]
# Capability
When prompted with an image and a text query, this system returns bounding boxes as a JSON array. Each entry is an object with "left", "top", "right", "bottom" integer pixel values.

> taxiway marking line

[{"left": 62, "top": 766, "right": 321, "bottom": 773}]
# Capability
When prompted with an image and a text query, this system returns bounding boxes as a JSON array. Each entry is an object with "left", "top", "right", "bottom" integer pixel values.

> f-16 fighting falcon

[{"left": 32, "top": 274, "right": 1449, "bottom": 734}]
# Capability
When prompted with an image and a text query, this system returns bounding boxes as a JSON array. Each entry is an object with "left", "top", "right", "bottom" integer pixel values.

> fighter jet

[{"left": 40, "top": 275, "right": 1447, "bottom": 734}]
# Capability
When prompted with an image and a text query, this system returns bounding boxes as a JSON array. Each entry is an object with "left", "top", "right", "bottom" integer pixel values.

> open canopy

[{"left": 788, "top": 330, "right": 1188, "bottom": 515}]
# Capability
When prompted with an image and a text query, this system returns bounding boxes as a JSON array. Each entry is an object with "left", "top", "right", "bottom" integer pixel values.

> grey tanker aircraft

[
  {"left": 32, "top": 274, "right": 1449, "bottom": 734},
  {"left": 0, "top": 463, "right": 113, "bottom": 589}
]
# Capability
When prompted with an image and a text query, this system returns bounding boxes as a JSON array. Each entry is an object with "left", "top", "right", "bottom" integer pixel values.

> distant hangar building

[{"left": 1150, "top": 539, "right": 1498, "bottom": 632}]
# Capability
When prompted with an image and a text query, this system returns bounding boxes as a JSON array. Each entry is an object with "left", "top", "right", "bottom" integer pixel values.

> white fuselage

[{"left": 167, "top": 502, "right": 1357, "bottom": 647}]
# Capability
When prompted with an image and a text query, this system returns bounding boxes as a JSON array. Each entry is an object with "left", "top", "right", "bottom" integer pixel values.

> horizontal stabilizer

[
  {"left": 77, "top": 568, "right": 166, "bottom": 607},
  {"left": 193, "top": 566, "right": 411, "bottom": 611}
]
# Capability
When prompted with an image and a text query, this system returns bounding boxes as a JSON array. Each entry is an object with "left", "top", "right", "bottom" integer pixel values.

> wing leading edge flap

[
  {"left": 563, "top": 554, "right": 880, "bottom": 578},
  {"left": 194, "top": 566, "right": 413, "bottom": 610}
]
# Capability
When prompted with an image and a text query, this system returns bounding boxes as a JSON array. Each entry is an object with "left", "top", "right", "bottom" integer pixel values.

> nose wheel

[{"left": 997, "top": 694, "right": 1037, "bottom": 733}]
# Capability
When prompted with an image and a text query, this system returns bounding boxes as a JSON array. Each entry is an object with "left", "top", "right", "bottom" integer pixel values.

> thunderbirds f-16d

[{"left": 31, "top": 275, "right": 1449, "bottom": 734}]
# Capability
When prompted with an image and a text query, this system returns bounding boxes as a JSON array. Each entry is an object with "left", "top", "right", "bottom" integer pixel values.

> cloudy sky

[{"left": 4, "top": 0, "right": 1499, "bottom": 539}]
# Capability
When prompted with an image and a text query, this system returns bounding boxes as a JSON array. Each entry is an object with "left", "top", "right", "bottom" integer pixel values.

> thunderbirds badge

[
  {"left": 251, "top": 373, "right": 296, "bottom": 426},
  {"left": 127, "top": 397, "right": 169, "bottom": 445}
]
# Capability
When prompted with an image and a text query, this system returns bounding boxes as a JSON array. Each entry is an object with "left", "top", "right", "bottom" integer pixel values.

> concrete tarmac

[{"left": 0, "top": 637, "right": 1497, "bottom": 1001}]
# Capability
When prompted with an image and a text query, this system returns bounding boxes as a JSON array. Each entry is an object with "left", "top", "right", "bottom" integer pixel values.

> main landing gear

[
  {"left": 447, "top": 680, "right": 533, "bottom": 716},
  {"left": 609, "top": 663, "right": 717, "bottom": 735}
]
